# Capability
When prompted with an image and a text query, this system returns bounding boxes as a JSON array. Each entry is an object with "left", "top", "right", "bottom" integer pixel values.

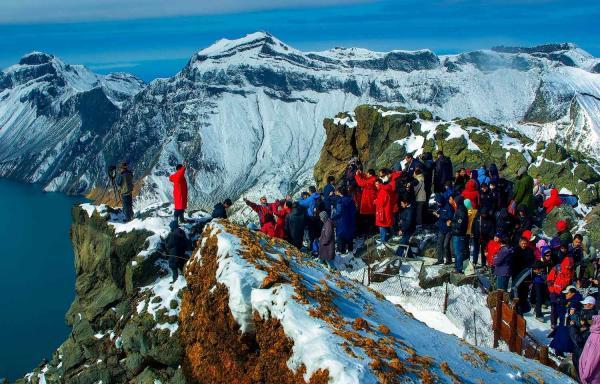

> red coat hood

[
  {"left": 550, "top": 188, "right": 559, "bottom": 198},
  {"left": 465, "top": 179, "right": 477, "bottom": 191}
]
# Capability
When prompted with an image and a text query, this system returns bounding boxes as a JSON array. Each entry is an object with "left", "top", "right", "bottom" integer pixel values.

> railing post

[
  {"left": 539, "top": 346, "right": 549, "bottom": 366},
  {"left": 508, "top": 298, "right": 519, "bottom": 352},
  {"left": 443, "top": 283, "right": 449, "bottom": 314},
  {"left": 493, "top": 290, "right": 503, "bottom": 348}
]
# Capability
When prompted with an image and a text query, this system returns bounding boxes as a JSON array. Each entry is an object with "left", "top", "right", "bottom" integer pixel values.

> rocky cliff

[
  {"left": 315, "top": 105, "right": 600, "bottom": 207},
  {"left": 17, "top": 205, "right": 201, "bottom": 384}
]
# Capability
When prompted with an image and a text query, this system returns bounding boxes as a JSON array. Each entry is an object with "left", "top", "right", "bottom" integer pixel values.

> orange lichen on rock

[
  {"left": 352, "top": 317, "right": 370, "bottom": 331},
  {"left": 179, "top": 226, "right": 329, "bottom": 384}
]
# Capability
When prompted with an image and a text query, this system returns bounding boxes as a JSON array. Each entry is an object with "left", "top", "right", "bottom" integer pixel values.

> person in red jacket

[
  {"left": 169, "top": 163, "right": 188, "bottom": 223},
  {"left": 355, "top": 169, "right": 378, "bottom": 234},
  {"left": 543, "top": 188, "right": 562, "bottom": 214},
  {"left": 272, "top": 201, "right": 292, "bottom": 239},
  {"left": 485, "top": 233, "right": 503, "bottom": 266},
  {"left": 260, "top": 214, "right": 277, "bottom": 237},
  {"left": 461, "top": 179, "right": 480, "bottom": 209},
  {"left": 375, "top": 177, "right": 394, "bottom": 243},
  {"left": 244, "top": 196, "right": 273, "bottom": 226},
  {"left": 547, "top": 256, "right": 575, "bottom": 328},
  {"left": 388, "top": 169, "right": 402, "bottom": 216}
]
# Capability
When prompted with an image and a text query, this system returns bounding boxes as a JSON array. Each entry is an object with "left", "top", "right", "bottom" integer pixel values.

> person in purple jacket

[
  {"left": 493, "top": 234, "right": 513, "bottom": 291},
  {"left": 579, "top": 315, "right": 600, "bottom": 384}
]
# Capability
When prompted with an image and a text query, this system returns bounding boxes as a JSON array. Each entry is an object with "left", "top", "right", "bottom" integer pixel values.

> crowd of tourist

[{"left": 162, "top": 152, "right": 599, "bottom": 381}]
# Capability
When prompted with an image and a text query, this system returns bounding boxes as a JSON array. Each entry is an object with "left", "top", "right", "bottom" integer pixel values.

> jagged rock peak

[
  {"left": 18, "top": 51, "right": 55, "bottom": 66},
  {"left": 194, "top": 31, "right": 291, "bottom": 60},
  {"left": 491, "top": 43, "right": 579, "bottom": 54}
]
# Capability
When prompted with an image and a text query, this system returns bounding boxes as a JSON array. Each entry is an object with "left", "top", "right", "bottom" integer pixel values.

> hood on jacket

[
  {"left": 550, "top": 188, "right": 559, "bottom": 197},
  {"left": 536, "top": 239, "right": 548, "bottom": 251},
  {"left": 560, "top": 256, "right": 575, "bottom": 273},
  {"left": 556, "top": 220, "right": 568, "bottom": 232},
  {"left": 465, "top": 179, "right": 477, "bottom": 191}
]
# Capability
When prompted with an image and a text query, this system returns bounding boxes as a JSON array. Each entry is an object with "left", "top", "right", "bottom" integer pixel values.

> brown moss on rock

[{"left": 179, "top": 227, "right": 329, "bottom": 384}]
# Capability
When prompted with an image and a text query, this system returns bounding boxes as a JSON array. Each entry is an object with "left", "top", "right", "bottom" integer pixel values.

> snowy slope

[
  {"left": 2, "top": 33, "right": 600, "bottom": 210},
  {"left": 184, "top": 220, "right": 575, "bottom": 383},
  {"left": 0, "top": 52, "right": 144, "bottom": 193}
]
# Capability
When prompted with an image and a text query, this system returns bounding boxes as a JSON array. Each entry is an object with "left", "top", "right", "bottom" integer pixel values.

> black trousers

[
  {"left": 174, "top": 209, "right": 185, "bottom": 223},
  {"left": 121, "top": 193, "right": 133, "bottom": 222},
  {"left": 337, "top": 237, "right": 354, "bottom": 254}
]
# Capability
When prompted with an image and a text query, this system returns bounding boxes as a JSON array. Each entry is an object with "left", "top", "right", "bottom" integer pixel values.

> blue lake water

[{"left": 0, "top": 179, "right": 84, "bottom": 381}]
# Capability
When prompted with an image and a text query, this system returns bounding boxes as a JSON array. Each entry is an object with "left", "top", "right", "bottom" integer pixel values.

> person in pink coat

[{"left": 579, "top": 315, "right": 600, "bottom": 384}]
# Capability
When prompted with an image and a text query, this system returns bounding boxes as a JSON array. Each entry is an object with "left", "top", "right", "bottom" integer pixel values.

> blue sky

[{"left": 0, "top": 0, "right": 598, "bottom": 82}]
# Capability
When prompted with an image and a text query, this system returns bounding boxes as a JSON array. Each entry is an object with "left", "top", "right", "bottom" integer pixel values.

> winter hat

[
  {"left": 319, "top": 211, "right": 329, "bottom": 222},
  {"left": 581, "top": 296, "right": 596, "bottom": 306},
  {"left": 517, "top": 166, "right": 528, "bottom": 176},
  {"left": 522, "top": 230, "right": 534, "bottom": 242},
  {"left": 550, "top": 237, "right": 561, "bottom": 248},
  {"left": 464, "top": 199, "right": 472, "bottom": 209},
  {"left": 556, "top": 220, "right": 568, "bottom": 232},
  {"left": 495, "top": 231, "right": 506, "bottom": 241},
  {"left": 541, "top": 246, "right": 552, "bottom": 256},
  {"left": 563, "top": 285, "right": 577, "bottom": 294},
  {"left": 169, "top": 220, "right": 179, "bottom": 230}
]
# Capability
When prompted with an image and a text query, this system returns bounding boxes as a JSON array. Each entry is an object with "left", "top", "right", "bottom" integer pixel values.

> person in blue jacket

[
  {"left": 332, "top": 187, "right": 356, "bottom": 254},
  {"left": 299, "top": 186, "right": 323, "bottom": 245},
  {"left": 322, "top": 175, "right": 336, "bottom": 215}
]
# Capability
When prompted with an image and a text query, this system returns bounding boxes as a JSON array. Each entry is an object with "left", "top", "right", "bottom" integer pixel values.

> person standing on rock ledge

[
  {"left": 169, "top": 163, "right": 188, "bottom": 224},
  {"left": 117, "top": 162, "right": 134, "bottom": 222}
]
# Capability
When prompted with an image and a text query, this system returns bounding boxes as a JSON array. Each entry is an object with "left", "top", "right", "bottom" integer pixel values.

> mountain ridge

[{"left": 1, "top": 32, "right": 600, "bottom": 212}]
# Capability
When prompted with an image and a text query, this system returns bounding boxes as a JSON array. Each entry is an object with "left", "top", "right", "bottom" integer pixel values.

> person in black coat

[
  {"left": 495, "top": 208, "right": 514, "bottom": 238},
  {"left": 433, "top": 151, "right": 453, "bottom": 193},
  {"left": 471, "top": 207, "right": 495, "bottom": 266},
  {"left": 211, "top": 199, "right": 232, "bottom": 219},
  {"left": 479, "top": 183, "right": 495, "bottom": 213},
  {"left": 398, "top": 199, "right": 417, "bottom": 257},
  {"left": 512, "top": 237, "right": 535, "bottom": 314},
  {"left": 285, "top": 202, "right": 307, "bottom": 250},
  {"left": 165, "top": 220, "right": 192, "bottom": 283},
  {"left": 451, "top": 195, "right": 469, "bottom": 273},
  {"left": 419, "top": 152, "right": 434, "bottom": 202},
  {"left": 569, "top": 318, "right": 590, "bottom": 381}
]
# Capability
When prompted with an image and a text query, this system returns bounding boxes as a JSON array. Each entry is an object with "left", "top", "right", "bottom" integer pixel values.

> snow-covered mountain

[
  {"left": 1, "top": 33, "right": 600, "bottom": 210},
  {"left": 0, "top": 52, "right": 144, "bottom": 193}
]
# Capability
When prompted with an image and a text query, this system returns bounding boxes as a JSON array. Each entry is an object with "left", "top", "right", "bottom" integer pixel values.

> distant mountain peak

[
  {"left": 18, "top": 51, "right": 55, "bottom": 66},
  {"left": 194, "top": 31, "right": 291, "bottom": 60}
]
